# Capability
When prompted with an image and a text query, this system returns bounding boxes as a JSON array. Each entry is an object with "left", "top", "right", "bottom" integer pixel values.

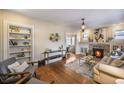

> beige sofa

[{"left": 93, "top": 56, "right": 124, "bottom": 84}]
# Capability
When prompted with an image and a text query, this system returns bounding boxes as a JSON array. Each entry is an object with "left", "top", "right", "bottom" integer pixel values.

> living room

[{"left": 0, "top": 9, "right": 124, "bottom": 84}]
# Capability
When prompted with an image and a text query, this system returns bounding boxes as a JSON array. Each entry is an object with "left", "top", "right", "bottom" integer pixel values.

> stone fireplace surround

[{"left": 89, "top": 43, "right": 110, "bottom": 57}]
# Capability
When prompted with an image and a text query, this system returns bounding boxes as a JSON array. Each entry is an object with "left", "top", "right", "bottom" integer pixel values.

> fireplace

[{"left": 93, "top": 48, "right": 104, "bottom": 58}]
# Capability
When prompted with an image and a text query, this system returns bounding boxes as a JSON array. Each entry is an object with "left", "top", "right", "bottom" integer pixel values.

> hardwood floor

[{"left": 36, "top": 59, "right": 94, "bottom": 84}]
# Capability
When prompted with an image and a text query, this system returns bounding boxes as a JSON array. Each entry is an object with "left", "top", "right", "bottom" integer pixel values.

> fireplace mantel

[{"left": 89, "top": 42, "right": 110, "bottom": 45}]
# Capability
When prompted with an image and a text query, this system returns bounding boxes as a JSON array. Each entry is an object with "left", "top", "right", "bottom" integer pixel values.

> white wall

[
  {"left": 2, "top": 10, "right": 75, "bottom": 61},
  {"left": 33, "top": 20, "right": 74, "bottom": 60},
  {"left": 0, "top": 10, "right": 3, "bottom": 61}
]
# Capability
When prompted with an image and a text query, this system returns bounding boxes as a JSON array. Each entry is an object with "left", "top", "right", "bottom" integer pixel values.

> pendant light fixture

[{"left": 81, "top": 18, "right": 85, "bottom": 32}]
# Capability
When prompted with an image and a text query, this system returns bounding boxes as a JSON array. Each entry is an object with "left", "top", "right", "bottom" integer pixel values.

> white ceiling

[{"left": 10, "top": 9, "right": 124, "bottom": 29}]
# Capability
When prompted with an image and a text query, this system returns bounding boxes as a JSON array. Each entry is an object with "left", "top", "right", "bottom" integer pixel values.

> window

[
  {"left": 114, "top": 30, "right": 124, "bottom": 39},
  {"left": 66, "top": 36, "right": 76, "bottom": 46},
  {"left": 83, "top": 31, "right": 89, "bottom": 40},
  {"left": 66, "top": 37, "right": 72, "bottom": 46}
]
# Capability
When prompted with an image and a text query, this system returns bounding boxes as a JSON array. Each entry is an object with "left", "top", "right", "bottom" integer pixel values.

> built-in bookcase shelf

[
  {"left": 9, "top": 50, "right": 32, "bottom": 54},
  {"left": 16, "top": 56, "right": 31, "bottom": 60},
  {"left": 9, "top": 32, "right": 31, "bottom": 35},
  {"left": 8, "top": 24, "right": 33, "bottom": 62},
  {"left": 9, "top": 38, "right": 31, "bottom": 40},
  {"left": 9, "top": 45, "right": 32, "bottom": 47}
]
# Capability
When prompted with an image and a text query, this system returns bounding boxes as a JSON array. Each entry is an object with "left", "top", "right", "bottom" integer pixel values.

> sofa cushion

[
  {"left": 110, "top": 59, "right": 124, "bottom": 67},
  {"left": 98, "top": 63, "right": 124, "bottom": 78},
  {"left": 99, "top": 56, "right": 113, "bottom": 65}
]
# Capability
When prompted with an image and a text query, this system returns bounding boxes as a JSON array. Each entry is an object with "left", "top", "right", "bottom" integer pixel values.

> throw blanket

[{"left": 66, "top": 53, "right": 76, "bottom": 64}]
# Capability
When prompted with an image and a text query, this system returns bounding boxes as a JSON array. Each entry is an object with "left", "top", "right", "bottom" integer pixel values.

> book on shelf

[{"left": 9, "top": 40, "right": 14, "bottom": 45}]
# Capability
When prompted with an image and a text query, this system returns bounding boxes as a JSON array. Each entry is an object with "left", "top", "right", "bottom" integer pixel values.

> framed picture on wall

[{"left": 94, "top": 28, "right": 105, "bottom": 42}]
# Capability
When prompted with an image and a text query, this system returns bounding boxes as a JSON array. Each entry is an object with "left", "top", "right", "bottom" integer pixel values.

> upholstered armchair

[{"left": 0, "top": 57, "right": 46, "bottom": 84}]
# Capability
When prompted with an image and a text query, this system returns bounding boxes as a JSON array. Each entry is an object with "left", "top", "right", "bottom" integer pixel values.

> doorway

[{"left": 65, "top": 35, "right": 76, "bottom": 53}]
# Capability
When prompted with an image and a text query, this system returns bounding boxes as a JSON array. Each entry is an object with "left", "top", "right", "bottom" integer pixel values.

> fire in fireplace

[{"left": 93, "top": 48, "right": 104, "bottom": 58}]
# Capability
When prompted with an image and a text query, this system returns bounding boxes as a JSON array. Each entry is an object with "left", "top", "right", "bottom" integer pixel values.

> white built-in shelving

[{"left": 8, "top": 24, "right": 33, "bottom": 62}]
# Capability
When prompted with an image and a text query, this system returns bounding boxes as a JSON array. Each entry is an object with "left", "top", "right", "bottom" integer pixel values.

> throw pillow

[
  {"left": 100, "top": 56, "right": 108, "bottom": 63},
  {"left": 8, "top": 62, "right": 20, "bottom": 73},
  {"left": 13, "top": 62, "right": 29, "bottom": 73},
  {"left": 106, "top": 57, "right": 113, "bottom": 65},
  {"left": 110, "top": 59, "right": 123, "bottom": 67},
  {"left": 119, "top": 54, "right": 124, "bottom": 60}
]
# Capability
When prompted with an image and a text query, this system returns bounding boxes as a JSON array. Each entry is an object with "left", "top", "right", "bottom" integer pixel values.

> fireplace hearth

[{"left": 93, "top": 48, "right": 104, "bottom": 58}]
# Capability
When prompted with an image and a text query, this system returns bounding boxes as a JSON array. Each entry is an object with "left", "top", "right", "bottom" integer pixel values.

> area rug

[{"left": 64, "top": 60, "right": 93, "bottom": 79}]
